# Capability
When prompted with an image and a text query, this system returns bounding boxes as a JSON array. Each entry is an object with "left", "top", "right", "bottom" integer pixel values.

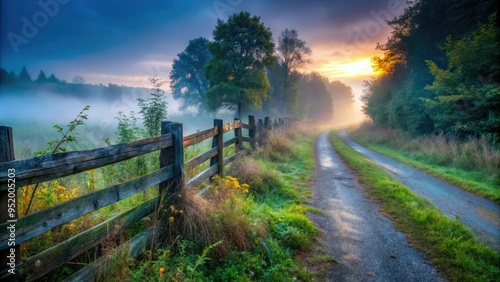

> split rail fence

[{"left": 0, "top": 115, "right": 292, "bottom": 281}]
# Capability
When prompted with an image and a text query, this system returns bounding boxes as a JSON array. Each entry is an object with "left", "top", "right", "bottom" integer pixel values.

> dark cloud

[{"left": 1, "top": 0, "right": 406, "bottom": 84}]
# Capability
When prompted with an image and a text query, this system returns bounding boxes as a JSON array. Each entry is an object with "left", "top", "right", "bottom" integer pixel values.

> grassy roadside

[
  {"left": 348, "top": 125, "right": 500, "bottom": 204},
  {"left": 101, "top": 128, "right": 327, "bottom": 281},
  {"left": 350, "top": 140, "right": 499, "bottom": 203},
  {"left": 329, "top": 131, "right": 499, "bottom": 282}
]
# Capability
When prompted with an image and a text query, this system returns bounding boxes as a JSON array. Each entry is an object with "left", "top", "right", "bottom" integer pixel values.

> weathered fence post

[
  {"left": 264, "top": 117, "right": 271, "bottom": 130},
  {"left": 0, "top": 126, "right": 19, "bottom": 279},
  {"left": 263, "top": 117, "right": 271, "bottom": 145},
  {"left": 248, "top": 115, "right": 256, "bottom": 148},
  {"left": 257, "top": 119, "right": 264, "bottom": 145},
  {"left": 273, "top": 118, "right": 279, "bottom": 129},
  {"left": 160, "top": 121, "right": 184, "bottom": 195},
  {"left": 158, "top": 121, "right": 184, "bottom": 243},
  {"left": 210, "top": 119, "right": 224, "bottom": 177},
  {"left": 234, "top": 118, "right": 243, "bottom": 151}
]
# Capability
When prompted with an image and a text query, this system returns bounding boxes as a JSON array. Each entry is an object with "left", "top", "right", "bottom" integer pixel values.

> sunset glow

[{"left": 317, "top": 58, "right": 377, "bottom": 79}]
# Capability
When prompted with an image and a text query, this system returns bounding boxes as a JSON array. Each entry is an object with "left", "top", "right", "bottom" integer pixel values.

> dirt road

[
  {"left": 309, "top": 131, "right": 443, "bottom": 281},
  {"left": 339, "top": 130, "right": 500, "bottom": 251}
]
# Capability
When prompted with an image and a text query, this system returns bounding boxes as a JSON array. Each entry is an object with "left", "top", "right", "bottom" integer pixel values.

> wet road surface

[
  {"left": 309, "top": 131, "right": 444, "bottom": 281},
  {"left": 339, "top": 130, "right": 500, "bottom": 251}
]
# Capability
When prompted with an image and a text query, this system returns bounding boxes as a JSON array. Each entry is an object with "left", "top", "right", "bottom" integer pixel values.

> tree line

[
  {"left": 169, "top": 11, "right": 354, "bottom": 121},
  {"left": 1, "top": 11, "right": 356, "bottom": 122},
  {"left": 362, "top": 0, "right": 499, "bottom": 138},
  {"left": 0, "top": 66, "right": 127, "bottom": 102}
]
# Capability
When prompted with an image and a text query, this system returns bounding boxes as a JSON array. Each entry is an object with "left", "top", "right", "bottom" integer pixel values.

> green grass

[
  {"left": 348, "top": 124, "right": 500, "bottom": 203},
  {"left": 351, "top": 141, "right": 500, "bottom": 203},
  {"left": 115, "top": 129, "right": 322, "bottom": 281},
  {"left": 329, "top": 131, "right": 500, "bottom": 282}
]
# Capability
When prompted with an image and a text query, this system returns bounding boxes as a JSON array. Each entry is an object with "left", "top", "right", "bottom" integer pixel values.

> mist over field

[
  {"left": 0, "top": 87, "right": 241, "bottom": 159},
  {"left": 0, "top": 89, "right": 180, "bottom": 123}
]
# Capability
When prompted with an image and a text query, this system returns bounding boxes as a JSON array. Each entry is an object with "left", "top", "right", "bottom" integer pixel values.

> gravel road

[
  {"left": 339, "top": 130, "right": 500, "bottom": 251},
  {"left": 309, "top": 131, "right": 444, "bottom": 281}
]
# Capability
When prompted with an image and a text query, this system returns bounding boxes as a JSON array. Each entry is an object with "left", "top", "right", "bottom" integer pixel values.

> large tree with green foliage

[
  {"left": 362, "top": 0, "right": 497, "bottom": 135},
  {"left": 276, "top": 29, "right": 311, "bottom": 115},
  {"left": 170, "top": 37, "right": 211, "bottom": 114},
  {"left": 205, "top": 11, "right": 275, "bottom": 117},
  {"left": 423, "top": 17, "right": 500, "bottom": 137}
]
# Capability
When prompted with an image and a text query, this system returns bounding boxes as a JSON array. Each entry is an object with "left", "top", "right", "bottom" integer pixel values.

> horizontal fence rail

[
  {"left": 0, "top": 115, "right": 292, "bottom": 281},
  {"left": 0, "top": 134, "right": 173, "bottom": 190}
]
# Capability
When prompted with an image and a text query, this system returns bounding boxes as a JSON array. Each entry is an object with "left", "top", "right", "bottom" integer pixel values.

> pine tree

[
  {"left": 36, "top": 70, "right": 47, "bottom": 83},
  {"left": 19, "top": 66, "right": 32, "bottom": 82},
  {"left": 47, "top": 73, "right": 59, "bottom": 83}
]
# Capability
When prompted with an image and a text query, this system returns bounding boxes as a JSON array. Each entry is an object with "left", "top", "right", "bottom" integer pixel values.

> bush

[{"left": 265, "top": 132, "right": 295, "bottom": 161}]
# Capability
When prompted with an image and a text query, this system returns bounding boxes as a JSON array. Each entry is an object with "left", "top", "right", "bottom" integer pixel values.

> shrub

[{"left": 267, "top": 132, "right": 294, "bottom": 161}]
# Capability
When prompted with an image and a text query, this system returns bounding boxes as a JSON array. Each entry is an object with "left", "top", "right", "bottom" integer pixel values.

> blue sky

[{"left": 1, "top": 0, "right": 406, "bottom": 89}]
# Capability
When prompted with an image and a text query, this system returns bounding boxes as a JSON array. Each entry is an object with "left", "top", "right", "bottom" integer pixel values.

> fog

[
  {"left": 0, "top": 89, "right": 243, "bottom": 159},
  {"left": 0, "top": 82, "right": 367, "bottom": 159}
]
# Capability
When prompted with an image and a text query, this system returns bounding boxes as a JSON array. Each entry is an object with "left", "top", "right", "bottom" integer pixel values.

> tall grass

[
  {"left": 96, "top": 126, "right": 323, "bottom": 281},
  {"left": 350, "top": 121, "right": 500, "bottom": 201}
]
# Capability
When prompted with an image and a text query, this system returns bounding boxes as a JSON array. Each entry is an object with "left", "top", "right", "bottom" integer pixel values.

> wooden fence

[{"left": 0, "top": 115, "right": 292, "bottom": 281}]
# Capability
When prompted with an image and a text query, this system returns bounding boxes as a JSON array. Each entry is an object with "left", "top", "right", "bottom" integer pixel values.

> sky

[{"left": 0, "top": 0, "right": 407, "bottom": 106}]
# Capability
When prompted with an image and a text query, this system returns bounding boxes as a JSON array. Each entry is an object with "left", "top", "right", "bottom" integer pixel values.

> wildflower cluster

[
  {"left": 167, "top": 204, "right": 184, "bottom": 224},
  {"left": 19, "top": 181, "right": 80, "bottom": 214},
  {"left": 212, "top": 175, "right": 250, "bottom": 194}
]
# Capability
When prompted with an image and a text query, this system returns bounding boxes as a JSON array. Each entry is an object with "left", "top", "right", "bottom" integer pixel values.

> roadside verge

[{"left": 328, "top": 131, "right": 500, "bottom": 282}]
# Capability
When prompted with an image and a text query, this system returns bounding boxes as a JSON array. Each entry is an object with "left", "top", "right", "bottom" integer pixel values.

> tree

[
  {"left": 36, "top": 70, "right": 47, "bottom": 83},
  {"left": 329, "top": 81, "right": 355, "bottom": 124},
  {"left": 8, "top": 71, "right": 18, "bottom": 83},
  {"left": 72, "top": 75, "right": 85, "bottom": 84},
  {"left": 170, "top": 37, "right": 211, "bottom": 114},
  {"left": 265, "top": 62, "right": 302, "bottom": 116},
  {"left": 276, "top": 29, "right": 311, "bottom": 115},
  {"left": 423, "top": 17, "right": 500, "bottom": 137},
  {"left": 138, "top": 75, "right": 168, "bottom": 137},
  {"left": 104, "top": 83, "right": 122, "bottom": 97},
  {"left": 299, "top": 72, "right": 332, "bottom": 121},
  {"left": 205, "top": 11, "right": 275, "bottom": 117},
  {"left": 19, "top": 66, "right": 32, "bottom": 82},
  {"left": 47, "top": 73, "right": 59, "bottom": 83},
  {"left": 362, "top": 0, "right": 497, "bottom": 134},
  {"left": 0, "top": 68, "right": 11, "bottom": 85}
]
